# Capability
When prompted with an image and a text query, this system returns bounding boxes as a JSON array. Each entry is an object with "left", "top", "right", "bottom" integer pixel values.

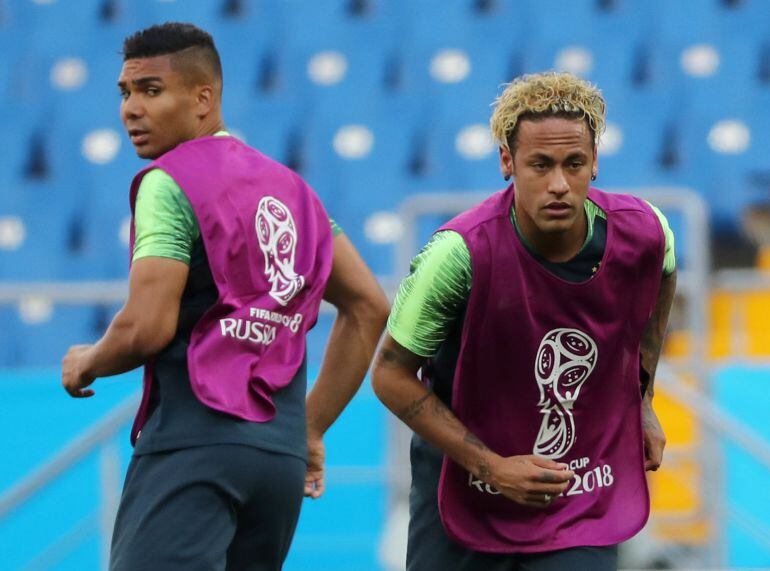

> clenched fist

[{"left": 62, "top": 344, "right": 96, "bottom": 398}]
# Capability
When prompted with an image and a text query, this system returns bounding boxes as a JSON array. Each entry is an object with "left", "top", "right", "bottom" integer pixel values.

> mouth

[
  {"left": 127, "top": 129, "right": 149, "bottom": 146},
  {"left": 543, "top": 202, "right": 572, "bottom": 218}
]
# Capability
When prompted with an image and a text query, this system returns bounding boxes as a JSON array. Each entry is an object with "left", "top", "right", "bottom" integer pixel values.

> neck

[
  {"left": 515, "top": 202, "right": 588, "bottom": 263},
  {"left": 194, "top": 114, "right": 226, "bottom": 138}
]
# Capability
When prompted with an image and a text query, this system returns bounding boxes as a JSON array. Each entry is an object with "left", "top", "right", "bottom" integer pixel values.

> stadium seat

[
  {"left": 647, "top": 37, "right": 757, "bottom": 115},
  {"left": 0, "top": 105, "right": 43, "bottom": 190},
  {"left": 648, "top": 0, "right": 770, "bottom": 44},
  {"left": 0, "top": 308, "right": 20, "bottom": 367},
  {"left": 277, "top": 40, "right": 391, "bottom": 120},
  {"left": 213, "top": 20, "right": 275, "bottom": 101},
  {"left": 598, "top": 89, "right": 679, "bottom": 187},
  {"left": 415, "top": 85, "right": 503, "bottom": 192},
  {"left": 125, "top": 0, "right": 247, "bottom": 29},
  {"left": 524, "top": 35, "right": 648, "bottom": 102},
  {"left": 226, "top": 95, "right": 297, "bottom": 166},
  {"left": 525, "top": 0, "right": 653, "bottom": 45},
  {"left": 271, "top": 0, "right": 395, "bottom": 53},
  {"left": 302, "top": 108, "right": 419, "bottom": 275},
  {"left": 14, "top": 305, "right": 102, "bottom": 366},
  {"left": 0, "top": 187, "right": 76, "bottom": 280},
  {"left": 678, "top": 106, "right": 763, "bottom": 233}
]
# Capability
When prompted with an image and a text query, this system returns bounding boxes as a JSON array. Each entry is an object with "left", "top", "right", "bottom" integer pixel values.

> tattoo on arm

[
  {"left": 398, "top": 393, "right": 430, "bottom": 422},
  {"left": 477, "top": 461, "right": 492, "bottom": 480},
  {"left": 463, "top": 430, "right": 489, "bottom": 452},
  {"left": 431, "top": 395, "right": 454, "bottom": 421},
  {"left": 640, "top": 270, "right": 677, "bottom": 397},
  {"left": 465, "top": 429, "right": 493, "bottom": 481}
]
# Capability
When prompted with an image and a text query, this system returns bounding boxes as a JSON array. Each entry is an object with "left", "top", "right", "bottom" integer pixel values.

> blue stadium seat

[
  {"left": 416, "top": 88, "right": 502, "bottom": 192},
  {"left": 14, "top": 305, "right": 102, "bottom": 367},
  {"left": 398, "top": 39, "right": 513, "bottom": 114},
  {"left": 226, "top": 96, "right": 297, "bottom": 166},
  {"left": 598, "top": 89, "right": 679, "bottom": 187},
  {"left": 302, "top": 108, "right": 418, "bottom": 274},
  {"left": 524, "top": 36, "right": 643, "bottom": 100},
  {"left": 0, "top": 187, "right": 76, "bottom": 280},
  {"left": 305, "top": 108, "right": 416, "bottom": 196},
  {"left": 648, "top": 0, "right": 770, "bottom": 44},
  {"left": 272, "top": 0, "right": 395, "bottom": 51},
  {"left": 276, "top": 40, "right": 391, "bottom": 119},
  {"left": 0, "top": 307, "right": 20, "bottom": 367},
  {"left": 7, "top": 0, "right": 129, "bottom": 73},
  {"left": 125, "top": 0, "right": 242, "bottom": 30},
  {"left": 214, "top": 20, "right": 275, "bottom": 102},
  {"left": 678, "top": 104, "right": 762, "bottom": 233},
  {"left": 78, "top": 168, "right": 136, "bottom": 280},
  {"left": 647, "top": 37, "right": 758, "bottom": 115},
  {"left": 0, "top": 106, "right": 42, "bottom": 191},
  {"left": 525, "top": 0, "right": 653, "bottom": 45}
]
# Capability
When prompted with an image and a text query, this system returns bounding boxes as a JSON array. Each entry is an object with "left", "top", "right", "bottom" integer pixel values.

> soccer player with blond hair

[{"left": 372, "top": 72, "right": 677, "bottom": 570}]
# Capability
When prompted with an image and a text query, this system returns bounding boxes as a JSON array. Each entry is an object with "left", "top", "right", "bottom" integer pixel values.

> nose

[
  {"left": 547, "top": 167, "right": 570, "bottom": 196},
  {"left": 121, "top": 94, "right": 144, "bottom": 122}
]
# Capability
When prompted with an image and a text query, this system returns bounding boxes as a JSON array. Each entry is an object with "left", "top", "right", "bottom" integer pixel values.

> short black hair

[{"left": 122, "top": 22, "right": 222, "bottom": 84}]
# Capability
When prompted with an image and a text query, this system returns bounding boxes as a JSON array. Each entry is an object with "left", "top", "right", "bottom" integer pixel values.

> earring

[
  {"left": 591, "top": 172, "right": 597, "bottom": 181},
  {"left": 504, "top": 174, "right": 511, "bottom": 181}
]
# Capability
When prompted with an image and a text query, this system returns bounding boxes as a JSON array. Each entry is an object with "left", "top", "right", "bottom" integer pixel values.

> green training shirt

[
  {"left": 132, "top": 131, "right": 342, "bottom": 265},
  {"left": 388, "top": 199, "right": 676, "bottom": 358}
]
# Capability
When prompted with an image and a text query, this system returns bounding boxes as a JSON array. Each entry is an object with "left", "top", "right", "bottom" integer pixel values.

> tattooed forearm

[
  {"left": 399, "top": 393, "right": 430, "bottom": 422},
  {"left": 463, "top": 430, "right": 489, "bottom": 452},
  {"left": 640, "top": 270, "right": 677, "bottom": 398},
  {"left": 431, "top": 394, "right": 454, "bottom": 420},
  {"left": 477, "top": 461, "right": 492, "bottom": 480}
]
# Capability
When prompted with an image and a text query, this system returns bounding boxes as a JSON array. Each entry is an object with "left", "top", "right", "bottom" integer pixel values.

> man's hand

[
  {"left": 489, "top": 455, "right": 574, "bottom": 508},
  {"left": 304, "top": 432, "right": 325, "bottom": 499},
  {"left": 62, "top": 344, "right": 96, "bottom": 398},
  {"left": 642, "top": 398, "right": 666, "bottom": 471}
]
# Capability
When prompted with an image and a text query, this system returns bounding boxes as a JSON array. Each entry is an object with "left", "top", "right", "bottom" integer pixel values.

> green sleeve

[
  {"left": 644, "top": 201, "right": 677, "bottom": 276},
  {"left": 132, "top": 168, "right": 200, "bottom": 265},
  {"left": 387, "top": 231, "right": 472, "bottom": 357}
]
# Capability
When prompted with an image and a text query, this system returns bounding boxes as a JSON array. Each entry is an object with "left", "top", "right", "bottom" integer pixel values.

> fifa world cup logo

[
  {"left": 533, "top": 328, "right": 598, "bottom": 459},
  {"left": 255, "top": 196, "right": 305, "bottom": 306}
]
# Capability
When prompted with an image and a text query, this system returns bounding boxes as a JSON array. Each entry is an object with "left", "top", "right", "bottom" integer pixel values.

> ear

[
  {"left": 591, "top": 144, "right": 598, "bottom": 180},
  {"left": 194, "top": 85, "right": 215, "bottom": 119},
  {"left": 499, "top": 146, "right": 514, "bottom": 181}
]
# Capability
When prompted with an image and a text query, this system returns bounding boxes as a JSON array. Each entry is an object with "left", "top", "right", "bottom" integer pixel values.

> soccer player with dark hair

[
  {"left": 372, "top": 72, "right": 677, "bottom": 571},
  {"left": 61, "top": 22, "right": 389, "bottom": 570}
]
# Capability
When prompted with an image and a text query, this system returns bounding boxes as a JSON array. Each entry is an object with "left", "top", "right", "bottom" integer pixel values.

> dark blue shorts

[
  {"left": 109, "top": 445, "right": 306, "bottom": 571},
  {"left": 407, "top": 435, "right": 618, "bottom": 571}
]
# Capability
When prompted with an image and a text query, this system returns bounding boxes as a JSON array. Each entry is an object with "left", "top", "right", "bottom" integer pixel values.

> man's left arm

[
  {"left": 304, "top": 233, "right": 390, "bottom": 499},
  {"left": 639, "top": 268, "right": 677, "bottom": 471},
  {"left": 61, "top": 257, "right": 189, "bottom": 397}
]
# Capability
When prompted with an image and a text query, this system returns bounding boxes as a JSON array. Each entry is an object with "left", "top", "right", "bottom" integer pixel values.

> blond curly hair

[{"left": 490, "top": 72, "right": 606, "bottom": 151}]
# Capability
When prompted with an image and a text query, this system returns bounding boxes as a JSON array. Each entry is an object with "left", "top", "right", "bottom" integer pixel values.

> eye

[
  {"left": 531, "top": 163, "right": 547, "bottom": 170},
  {"left": 119, "top": 89, "right": 129, "bottom": 100},
  {"left": 146, "top": 86, "right": 161, "bottom": 96},
  {"left": 569, "top": 161, "right": 584, "bottom": 169}
]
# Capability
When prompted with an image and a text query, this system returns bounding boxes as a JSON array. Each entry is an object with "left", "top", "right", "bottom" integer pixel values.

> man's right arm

[
  {"left": 372, "top": 336, "right": 573, "bottom": 507},
  {"left": 371, "top": 234, "right": 574, "bottom": 507}
]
